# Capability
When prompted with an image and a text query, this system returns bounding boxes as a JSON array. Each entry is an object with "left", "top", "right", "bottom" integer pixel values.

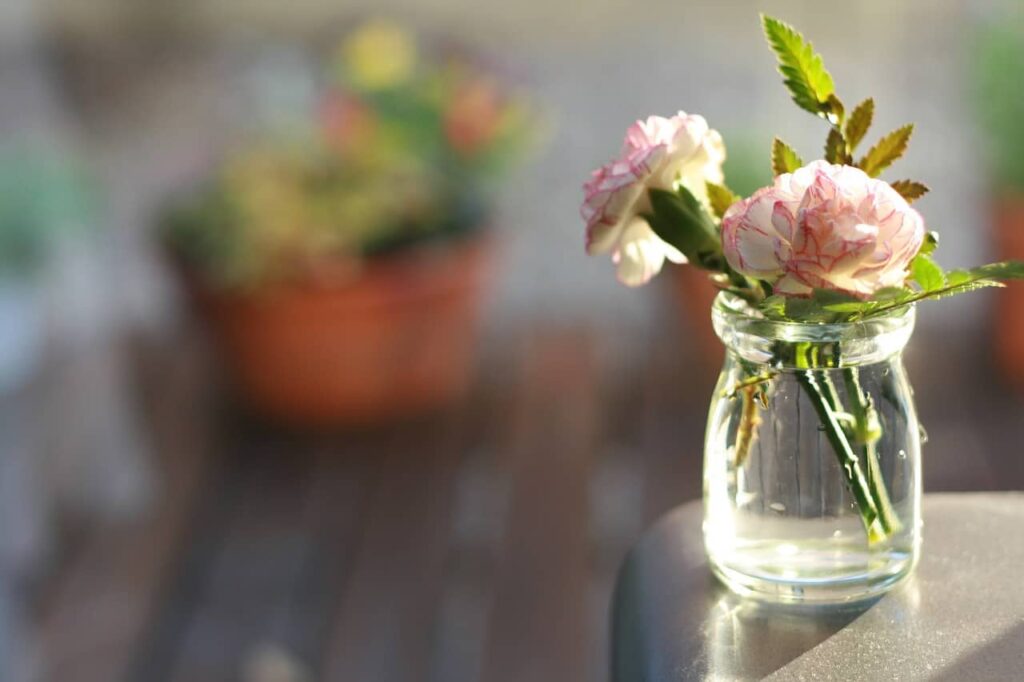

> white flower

[{"left": 582, "top": 112, "right": 725, "bottom": 286}]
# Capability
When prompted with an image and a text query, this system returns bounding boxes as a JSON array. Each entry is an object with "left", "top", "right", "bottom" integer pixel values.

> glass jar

[{"left": 703, "top": 292, "right": 922, "bottom": 603}]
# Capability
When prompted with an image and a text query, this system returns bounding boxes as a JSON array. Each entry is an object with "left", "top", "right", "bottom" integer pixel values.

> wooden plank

[
  {"left": 426, "top": 339, "right": 516, "bottom": 682},
  {"left": 132, "top": 429, "right": 375, "bottom": 682},
  {"left": 36, "top": 332, "right": 218, "bottom": 682},
  {"left": 480, "top": 329, "right": 599, "bottom": 682},
  {"left": 318, "top": 407, "right": 472, "bottom": 681}
]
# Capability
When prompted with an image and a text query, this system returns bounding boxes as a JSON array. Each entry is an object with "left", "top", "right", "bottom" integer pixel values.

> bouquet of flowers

[{"left": 581, "top": 15, "right": 1024, "bottom": 560}]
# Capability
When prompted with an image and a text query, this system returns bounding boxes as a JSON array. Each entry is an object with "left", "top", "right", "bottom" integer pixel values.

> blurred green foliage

[
  {"left": 722, "top": 134, "right": 773, "bottom": 198},
  {"left": 0, "top": 146, "right": 95, "bottom": 278},
  {"left": 972, "top": 11, "right": 1024, "bottom": 193}
]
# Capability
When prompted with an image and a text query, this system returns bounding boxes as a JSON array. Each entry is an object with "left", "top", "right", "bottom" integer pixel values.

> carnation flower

[
  {"left": 721, "top": 161, "right": 925, "bottom": 297},
  {"left": 582, "top": 112, "right": 725, "bottom": 286}
]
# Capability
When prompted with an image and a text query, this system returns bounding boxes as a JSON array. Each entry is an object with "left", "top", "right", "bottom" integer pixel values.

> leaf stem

[{"left": 852, "top": 278, "right": 1005, "bottom": 320}]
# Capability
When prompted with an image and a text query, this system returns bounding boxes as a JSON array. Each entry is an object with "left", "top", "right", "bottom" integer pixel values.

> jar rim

[{"left": 712, "top": 291, "right": 916, "bottom": 367}]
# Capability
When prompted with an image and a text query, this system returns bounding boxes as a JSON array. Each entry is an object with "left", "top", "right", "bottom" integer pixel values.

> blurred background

[{"left": 1, "top": 0, "right": 1022, "bottom": 680}]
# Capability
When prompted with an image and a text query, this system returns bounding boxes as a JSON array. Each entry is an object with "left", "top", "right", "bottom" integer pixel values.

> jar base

[{"left": 708, "top": 552, "right": 915, "bottom": 605}]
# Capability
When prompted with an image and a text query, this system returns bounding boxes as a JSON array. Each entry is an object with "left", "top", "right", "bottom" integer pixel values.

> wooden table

[
  {"left": 611, "top": 493, "right": 1024, "bottom": 681},
  {"left": 26, "top": 322, "right": 1024, "bottom": 682}
]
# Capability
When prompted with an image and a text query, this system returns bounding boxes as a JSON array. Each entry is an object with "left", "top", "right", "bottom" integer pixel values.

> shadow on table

[
  {"left": 610, "top": 504, "right": 890, "bottom": 681},
  {"left": 612, "top": 561, "right": 877, "bottom": 681}
]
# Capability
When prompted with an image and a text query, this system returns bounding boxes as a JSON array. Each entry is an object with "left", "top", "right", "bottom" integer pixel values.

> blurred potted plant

[
  {"left": 162, "top": 20, "right": 532, "bottom": 425},
  {"left": 973, "top": 13, "right": 1024, "bottom": 384}
]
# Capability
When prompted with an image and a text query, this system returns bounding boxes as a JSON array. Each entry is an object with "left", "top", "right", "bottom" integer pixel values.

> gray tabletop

[{"left": 611, "top": 492, "right": 1024, "bottom": 681}]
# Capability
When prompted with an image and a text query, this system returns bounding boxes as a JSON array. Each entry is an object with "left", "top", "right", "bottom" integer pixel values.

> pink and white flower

[
  {"left": 721, "top": 161, "right": 925, "bottom": 297},
  {"left": 582, "top": 112, "right": 725, "bottom": 286}
]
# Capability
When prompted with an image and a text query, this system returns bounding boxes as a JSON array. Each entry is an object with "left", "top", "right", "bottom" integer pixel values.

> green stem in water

[
  {"left": 796, "top": 369, "right": 890, "bottom": 545},
  {"left": 841, "top": 367, "right": 901, "bottom": 537}
]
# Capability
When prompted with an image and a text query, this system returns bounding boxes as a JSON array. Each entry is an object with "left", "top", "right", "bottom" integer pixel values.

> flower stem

[
  {"left": 796, "top": 370, "right": 890, "bottom": 544},
  {"left": 841, "top": 367, "right": 901, "bottom": 537}
]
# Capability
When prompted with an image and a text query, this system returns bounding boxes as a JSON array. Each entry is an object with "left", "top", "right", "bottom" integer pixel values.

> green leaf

[
  {"left": 857, "top": 124, "right": 914, "bottom": 177},
  {"left": 759, "top": 295, "right": 788, "bottom": 320},
  {"left": 910, "top": 253, "right": 945, "bottom": 291},
  {"left": 919, "top": 231, "right": 939, "bottom": 256},
  {"left": 761, "top": 14, "right": 837, "bottom": 116},
  {"left": 946, "top": 269, "right": 972, "bottom": 286},
  {"left": 944, "top": 261, "right": 1024, "bottom": 287},
  {"left": 825, "top": 94, "right": 845, "bottom": 126},
  {"left": 854, "top": 262, "right": 1024, "bottom": 319},
  {"left": 783, "top": 296, "right": 824, "bottom": 320},
  {"left": 822, "top": 301, "right": 877, "bottom": 313},
  {"left": 751, "top": 261, "right": 1024, "bottom": 323},
  {"left": 913, "top": 280, "right": 1003, "bottom": 302},
  {"left": 764, "top": 289, "right": 865, "bottom": 322},
  {"left": 644, "top": 187, "right": 721, "bottom": 269},
  {"left": 969, "top": 260, "right": 1024, "bottom": 280},
  {"left": 890, "top": 179, "right": 930, "bottom": 203},
  {"left": 706, "top": 181, "right": 740, "bottom": 221},
  {"left": 873, "top": 286, "right": 913, "bottom": 301},
  {"left": 844, "top": 98, "right": 874, "bottom": 152},
  {"left": 771, "top": 137, "right": 804, "bottom": 176},
  {"left": 812, "top": 288, "right": 862, "bottom": 306},
  {"left": 825, "top": 127, "right": 851, "bottom": 164}
]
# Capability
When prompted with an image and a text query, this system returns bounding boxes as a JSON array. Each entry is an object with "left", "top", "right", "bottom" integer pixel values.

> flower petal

[{"left": 612, "top": 218, "right": 673, "bottom": 286}]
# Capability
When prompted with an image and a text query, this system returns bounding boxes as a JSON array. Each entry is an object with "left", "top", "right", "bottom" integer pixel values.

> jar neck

[{"left": 712, "top": 292, "right": 915, "bottom": 369}]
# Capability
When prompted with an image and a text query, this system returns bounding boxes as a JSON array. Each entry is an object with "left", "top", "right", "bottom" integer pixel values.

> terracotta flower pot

[
  {"left": 993, "top": 196, "right": 1024, "bottom": 386},
  {"left": 180, "top": 237, "right": 493, "bottom": 426}
]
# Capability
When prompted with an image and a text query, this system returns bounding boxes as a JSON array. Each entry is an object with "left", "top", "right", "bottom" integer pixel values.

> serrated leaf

[
  {"left": 967, "top": 260, "right": 1024, "bottom": 280},
  {"left": 873, "top": 286, "right": 913, "bottom": 301},
  {"left": 890, "top": 179, "right": 929, "bottom": 203},
  {"left": 771, "top": 137, "right": 804, "bottom": 177},
  {"left": 759, "top": 295, "right": 788, "bottom": 320},
  {"left": 771, "top": 289, "right": 865, "bottom": 322},
  {"left": 944, "top": 262, "right": 1024, "bottom": 286},
  {"left": 812, "top": 288, "right": 862, "bottom": 306},
  {"left": 919, "top": 231, "right": 939, "bottom": 256},
  {"left": 761, "top": 14, "right": 836, "bottom": 116},
  {"left": 825, "top": 127, "right": 851, "bottom": 164},
  {"left": 910, "top": 253, "right": 945, "bottom": 292},
  {"left": 825, "top": 94, "right": 845, "bottom": 126},
  {"left": 917, "top": 280, "right": 1004, "bottom": 300},
  {"left": 823, "top": 301, "right": 878, "bottom": 313},
  {"left": 844, "top": 98, "right": 874, "bottom": 152},
  {"left": 855, "top": 261, "right": 1024, "bottom": 319},
  {"left": 645, "top": 187, "right": 721, "bottom": 269},
  {"left": 706, "top": 182, "right": 740, "bottom": 221},
  {"left": 857, "top": 124, "right": 914, "bottom": 177},
  {"left": 819, "top": 288, "right": 896, "bottom": 316},
  {"left": 946, "top": 269, "right": 971, "bottom": 286},
  {"left": 824, "top": 287, "right": 915, "bottom": 316},
  {"left": 783, "top": 296, "right": 822, "bottom": 320},
  {"left": 752, "top": 261, "right": 1024, "bottom": 323}
]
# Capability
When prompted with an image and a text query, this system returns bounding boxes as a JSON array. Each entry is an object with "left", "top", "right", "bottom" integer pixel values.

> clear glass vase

[{"left": 703, "top": 292, "right": 922, "bottom": 604}]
